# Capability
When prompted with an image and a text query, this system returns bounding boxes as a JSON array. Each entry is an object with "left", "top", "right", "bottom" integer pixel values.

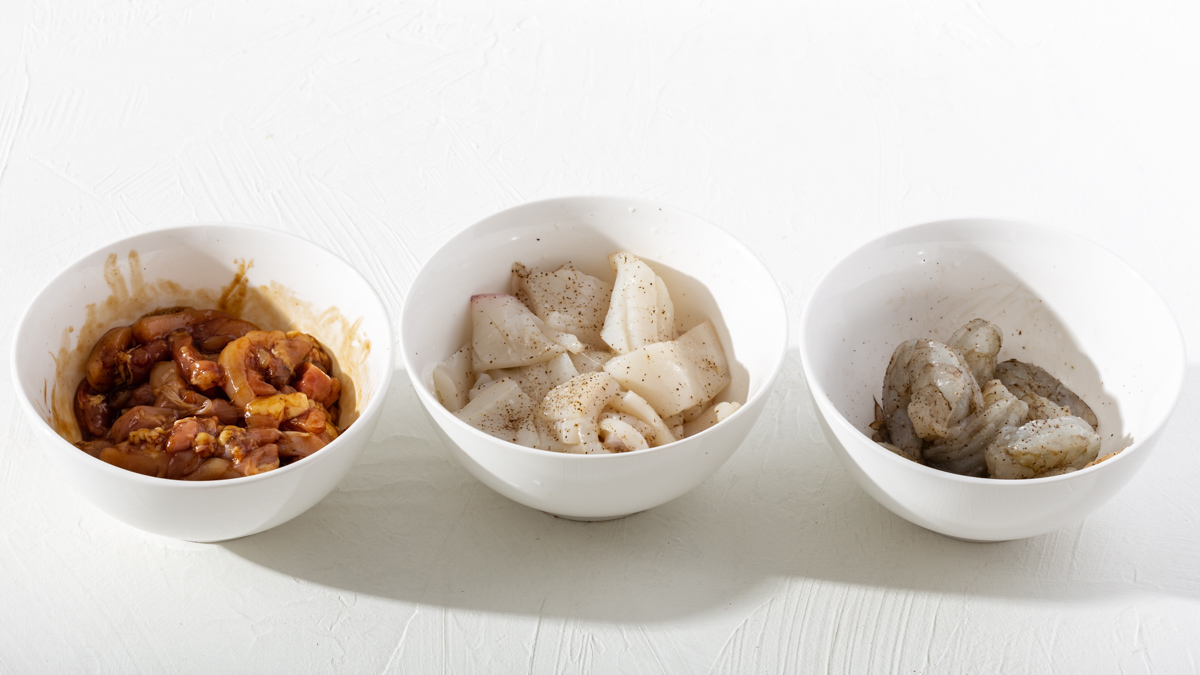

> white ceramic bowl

[
  {"left": 401, "top": 196, "right": 787, "bottom": 520},
  {"left": 11, "top": 224, "right": 394, "bottom": 542},
  {"left": 801, "top": 218, "right": 1185, "bottom": 541}
]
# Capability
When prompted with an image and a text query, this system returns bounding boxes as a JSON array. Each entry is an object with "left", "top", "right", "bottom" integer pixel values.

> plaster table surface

[{"left": 1, "top": 1, "right": 1198, "bottom": 672}]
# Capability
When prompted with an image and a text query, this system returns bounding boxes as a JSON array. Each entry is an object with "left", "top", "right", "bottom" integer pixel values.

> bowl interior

[
  {"left": 402, "top": 196, "right": 787, "bottom": 430},
  {"left": 802, "top": 219, "right": 1184, "bottom": 463},
  {"left": 15, "top": 224, "right": 392, "bottom": 450}
]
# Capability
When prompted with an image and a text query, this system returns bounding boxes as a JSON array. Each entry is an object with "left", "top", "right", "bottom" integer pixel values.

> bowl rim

[
  {"left": 798, "top": 216, "right": 1187, "bottom": 485},
  {"left": 10, "top": 221, "right": 396, "bottom": 489},
  {"left": 400, "top": 194, "right": 790, "bottom": 460}
]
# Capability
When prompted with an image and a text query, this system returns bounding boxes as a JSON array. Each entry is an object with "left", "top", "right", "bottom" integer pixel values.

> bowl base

[{"left": 550, "top": 511, "right": 641, "bottom": 522}]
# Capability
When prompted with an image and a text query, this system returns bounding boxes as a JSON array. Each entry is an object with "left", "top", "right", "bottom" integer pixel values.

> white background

[{"left": 2, "top": 1, "right": 1198, "bottom": 672}]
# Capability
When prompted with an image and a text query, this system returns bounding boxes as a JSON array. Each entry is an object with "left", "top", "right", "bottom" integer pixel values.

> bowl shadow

[{"left": 221, "top": 357, "right": 1200, "bottom": 622}]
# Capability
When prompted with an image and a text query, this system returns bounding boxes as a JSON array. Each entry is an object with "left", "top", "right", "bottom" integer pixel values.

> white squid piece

[
  {"left": 471, "top": 293, "right": 578, "bottom": 371},
  {"left": 604, "top": 390, "right": 677, "bottom": 447},
  {"left": 600, "top": 252, "right": 676, "bottom": 354},
  {"left": 682, "top": 401, "right": 742, "bottom": 438},
  {"left": 603, "top": 320, "right": 731, "bottom": 417},
  {"left": 432, "top": 343, "right": 474, "bottom": 413},
  {"left": 487, "top": 352, "right": 579, "bottom": 404},
  {"left": 454, "top": 377, "right": 539, "bottom": 446},
  {"left": 512, "top": 262, "right": 612, "bottom": 350},
  {"left": 533, "top": 371, "right": 622, "bottom": 447},
  {"left": 568, "top": 348, "right": 615, "bottom": 374},
  {"left": 598, "top": 416, "right": 650, "bottom": 452}
]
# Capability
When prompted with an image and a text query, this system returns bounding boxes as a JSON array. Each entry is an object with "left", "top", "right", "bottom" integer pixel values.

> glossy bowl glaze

[
  {"left": 401, "top": 196, "right": 787, "bottom": 520},
  {"left": 800, "top": 218, "right": 1185, "bottom": 541},
  {"left": 11, "top": 224, "right": 394, "bottom": 542}
]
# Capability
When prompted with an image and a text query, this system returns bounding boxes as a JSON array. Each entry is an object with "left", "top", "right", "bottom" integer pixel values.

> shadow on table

[{"left": 222, "top": 355, "right": 1200, "bottom": 623}]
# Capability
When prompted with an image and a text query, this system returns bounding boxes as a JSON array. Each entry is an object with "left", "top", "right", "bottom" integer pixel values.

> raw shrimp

[
  {"left": 984, "top": 416, "right": 1101, "bottom": 479},
  {"left": 877, "top": 441, "right": 922, "bottom": 463},
  {"left": 218, "top": 330, "right": 336, "bottom": 409},
  {"left": 881, "top": 339, "right": 982, "bottom": 456},
  {"left": 946, "top": 318, "right": 1002, "bottom": 382},
  {"left": 924, "top": 379, "right": 1029, "bottom": 477},
  {"left": 994, "top": 359, "right": 1098, "bottom": 430}
]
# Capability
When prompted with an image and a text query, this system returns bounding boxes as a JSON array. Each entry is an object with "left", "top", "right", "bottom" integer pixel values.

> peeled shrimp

[
  {"left": 877, "top": 441, "right": 922, "bottom": 463},
  {"left": 881, "top": 339, "right": 982, "bottom": 456},
  {"left": 84, "top": 326, "right": 170, "bottom": 392},
  {"left": 984, "top": 416, "right": 1101, "bottom": 479},
  {"left": 994, "top": 359, "right": 1098, "bottom": 430},
  {"left": 924, "top": 379, "right": 1029, "bottom": 477},
  {"left": 149, "top": 361, "right": 240, "bottom": 425},
  {"left": 946, "top": 318, "right": 1002, "bottom": 382},
  {"left": 218, "top": 330, "right": 333, "bottom": 409},
  {"left": 132, "top": 307, "right": 257, "bottom": 348}
]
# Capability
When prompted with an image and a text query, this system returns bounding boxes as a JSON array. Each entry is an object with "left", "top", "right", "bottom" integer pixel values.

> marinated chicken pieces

[
  {"left": 435, "top": 252, "right": 739, "bottom": 453},
  {"left": 872, "top": 318, "right": 1106, "bottom": 479},
  {"left": 73, "top": 307, "right": 343, "bottom": 480}
]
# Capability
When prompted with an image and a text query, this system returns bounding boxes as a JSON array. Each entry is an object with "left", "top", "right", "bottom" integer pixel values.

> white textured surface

[{"left": 2, "top": 1, "right": 1198, "bottom": 672}]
